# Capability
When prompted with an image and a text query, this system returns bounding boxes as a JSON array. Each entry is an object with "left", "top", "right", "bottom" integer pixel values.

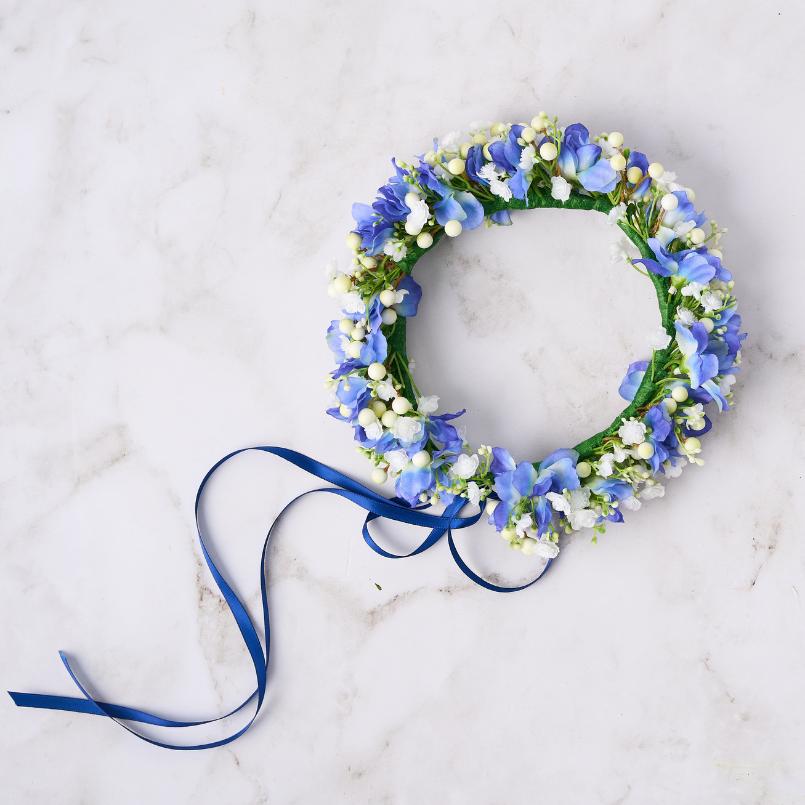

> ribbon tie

[{"left": 8, "top": 446, "right": 553, "bottom": 750}]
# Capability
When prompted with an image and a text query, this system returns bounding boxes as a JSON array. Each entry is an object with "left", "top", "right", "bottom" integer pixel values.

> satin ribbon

[{"left": 8, "top": 446, "right": 554, "bottom": 750}]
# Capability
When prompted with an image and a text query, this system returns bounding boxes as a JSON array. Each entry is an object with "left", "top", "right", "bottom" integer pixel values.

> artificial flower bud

[
  {"left": 671, "top": 386, "right": 689, "bottom": 402},
  {"left": 447, "top": 158, "right": 466, "bottom": 175},
  {"left": 381, "top": 410, "right": 398, "bottom": 427},
  {"left": 338, "top": 318, "right": 353, "bottom": 334},
  {"left": 379, "top": 289, "right": 397, "bottom": 307},
  {"left": 350, "top": 326, "right": 365, "bottom": 341},
  {"left": 521, "top": 126, "right": 537, "bottom": 142},
  {"left": 609, "top": 153, "right": 626, "bottom": 172},
  {"left": 576, "top": 461, "right": 592, "bottom": 479},
  {"left": 539, "top": 142, "right": 558, "bottom": 161},
  {"left": 412, "top": 450, "right": 431, "bottom": 468},
  {"left": 416, "top": 232, "right": 434, "bottom": 248},
  {"left": 663, "top": 397, "right": 678, "bottom": 414},
  {"left": 360, "top": 255, "right": 377, "bottom": 269},
  {"left": 346, "top": 341, "right": 363, "bottom": 359},
  {"left": 381, "top": 308, "right": 397, "bottom": 326},
  {"left": 371, "top": 467, "right": 388, "bottom": 484},
  {"left": 357, "top": 408, "right": 376, "bottom": 427},
  {"left": 370, "top": 400, "right": 387, "bottom": 417},
  {"left": 500, "top": 527, "right": 516, "bottom": 543},
  {"left": 404, "top": 192, "right": 420, "bottom": 208},
  {"left": 626, "top": 166, "right": 643, "bottom": 184},
  {"left": 346, "top": 232, "right": 362, "bottom": 251},
  {"left": 637, "top": 442, "right": 655, "bottom": 460},
  {"left": 690, "top": 227, "right": 706, "bottom": 245},
  {"left": 660, "top": 193, "right": 678, "bottom": 211},
  {"left": 391, "top": 397, "right": 412, "bottom": 414},
  {"left": 459, "top": 142, "right": 471, "bottom": 158},
  {"left": 607, "top": 131, "right": 624, "bottom": 148},
  {"left": 367, "top": 362, "right": 386, "bottom": 380},
  {"left": 333, "top": 274, "right": 352, "bottom": 294},
  {"left": 338, "top": 404, "right": 351, "bottom": 418},
  {"left": 701, "top": 317, "right": 714, "bottom": 333},
  {"left": 648, "top": 162, "right": 665, "bottom": 179},
  {"left": 444, "top": 220, "right": 463, "bottom": 237},
  {"left": 684, "top": 436, "right": 701, "bottom": 452}
]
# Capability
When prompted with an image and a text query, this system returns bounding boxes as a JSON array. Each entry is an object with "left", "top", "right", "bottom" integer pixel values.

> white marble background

[{"left": 2, "top": 1, "right": 804, "bottom": 802}]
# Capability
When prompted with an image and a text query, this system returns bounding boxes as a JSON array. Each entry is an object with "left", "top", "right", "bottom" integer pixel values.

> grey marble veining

[{"left": 2, "top": 1, "right": 804, "bottom": 803}]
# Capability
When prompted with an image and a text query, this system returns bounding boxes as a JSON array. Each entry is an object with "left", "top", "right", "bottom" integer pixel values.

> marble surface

[{"left": 2, "top": 1, "right": 805, "bottom": 802}]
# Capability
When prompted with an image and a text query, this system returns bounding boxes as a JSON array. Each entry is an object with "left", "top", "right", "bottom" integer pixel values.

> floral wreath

[{"left": 325, "top": 114, "right": 745, "bottom": 560}]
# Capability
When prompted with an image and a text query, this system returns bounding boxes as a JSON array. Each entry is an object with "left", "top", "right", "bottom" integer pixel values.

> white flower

[
  {"left": 383, "top": 239, "right": 408, "bottom": 262},
  {"left": 621, "top": 496, "right": 642, "bottom": 511},
  {"left": 618, "top": 418, "right": 647, "bottom": 446},
  {"left": 373, "top": 378, "right": 397, "bottom": 401},
  {"left": 438, "top": 130, "right": 462, "bottom": 154},
  {"left": 639, "top": 482, "right": 665, "bottom": 501},
  {"left": 405, "top": 196, "right": 430, "bottom": 236},
  {"left": 384, "top": 449, "right": 409, "bottom": 474},
  {"left": 392, "top": 416, "right": 424, "bottom": 444},
  {"left": 477, "top": 163, "right": 512, "bottom": 201},
  {"left": 654, "top": 170, "right": 678, "bottom": 191},
  {"left": 700, "top": 290, "right": 723, "bottom": 313},
  {"left": 680, "top": 281, "right": 705, "bottom": 300},
  {"left": 649, "top": 327, "right": 671, "bottom": 349},
  {"left": 391, "top": 288, "right": 409, "bottom": 305},
  {"left": 536, "top": 538, "right": 560, "bottom": 559},
  {"left": 682, "top": 403, "right": 706, "bottom": 431},
  {"left": 612, "top": 444, "right": 629, "bottom": 463},
  {"left": 676, "top": 307, "right": 696, "bottom": 326},
  {"left": 597, "top": 453, "right": 616, "bottom": 478},
  {"left": 514, "top": 513, "right": 533, "bottom": 537},
  {"left": 451, "top": 453, "right": 479, "bottom": 479},
  {"left": 719, "top": 374, "right": 736, "bottom": 395},
  {"left": 364, "top": 420, "right": 383, "bottom": 440},
  {"left": 664, "top": 460, "right": 684, "bottom": 478},
  {"left": 466, "top": 481, "right": 481, "bottom": 506},
  {"left": 550, "top": 175, "right": 571, "bottom": 202},
  {"left": 610, "top": 237, "right": 638, "bottom": 265},
  {"left": 607, "top": 202, "right": 627, "bottom": 225},
  {"left": 546, "top": 488, "right": 597, "bottom": 531},
  {"left": 340, "top": 292, "right": 365, "bottom": 315},
  {"left": 518, "top": 144, "right": 537, "bottom": 171},
  {"left": 417, "top": 395, "right": 439, "bottom": 414}
]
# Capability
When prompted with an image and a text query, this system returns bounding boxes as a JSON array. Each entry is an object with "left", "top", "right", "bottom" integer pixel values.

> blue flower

[
  {"left": 351, "top": 203, "right": 392, "bottom": 255},
  {"left": 396, "top": 466, "right": 433, "bottom": 506},
  {"left": 633, "top": 240, "right": 728, "bottom": 284},
  {"left": 465, "top": 144, "right": 487, "bottom": 185},
  {"left": 427, "top": 410, "right": 465, "bottom": 454},
  {"left": 350, "top": 161, "right": 415, "bottom": 255},
  {"left": 394, "top": 275, "right": 422, "bottom": 317},
  {"left": 490, "top": 209, "right": 512, "bottom": 226},
  {"left": 618, "top": 359, "right": 650, "bottom": 401},
  {"left": 675, "top": 321, "right": 719, "bottom": 394},
  {"left": 557, "top": 124, "right": 618, "bottom": 193},
  {"left": 587, "top": 476, "right": 633, "bottom": 501},
  {"left": 488, "top": 447, "right": 580, "bottom": 532},
  {"left": 643, "top": 404, "right": 679, "bottom": 473},
  {"left": 417, "top": 160, "right": 484, "bottom": 229},
  {"left": 486, "top": 124, "right": 533, "bottom": 200},
  {"left": 433, "top": 190, "right": 484, "bottom": 229},
  {"left": 326, "top": 376, "right": 370, "bottom": 423},
  {"left": 661, "top": 191, "right": 706, "bottom": 233},
  {"left": 626, "top": 151, "right": 651, "bottom": 199}
]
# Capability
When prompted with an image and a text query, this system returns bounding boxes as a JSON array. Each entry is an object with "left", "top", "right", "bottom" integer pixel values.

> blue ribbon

[{"left": 8, "top": 446, "right": 554, "bottom": 750}]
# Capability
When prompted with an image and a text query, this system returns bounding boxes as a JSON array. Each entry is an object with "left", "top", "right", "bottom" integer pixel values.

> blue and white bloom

[{"left": 328, "top": 115, "right": 745, "bottom": 555}]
